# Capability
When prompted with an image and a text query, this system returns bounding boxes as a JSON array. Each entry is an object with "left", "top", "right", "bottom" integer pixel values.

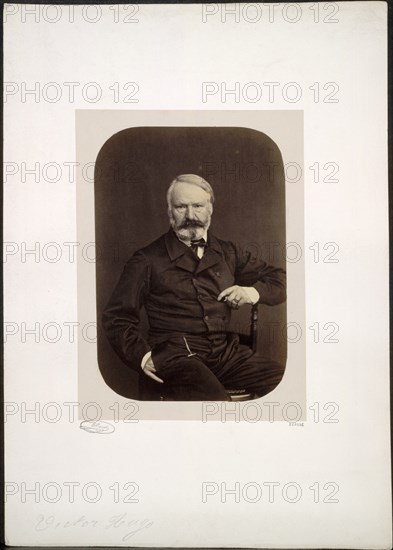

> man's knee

[
  {"left": 231, "top": 356, "right": 285, "bottom": 395},
  {"left": 254, "top": 358, "right": 286, "bottom": 395},
  {"left": 160, "top": 359, "right": 229, "bottom": 400},
  {"left": 269, "top": 359, "right": 286, "bottom": 380}
]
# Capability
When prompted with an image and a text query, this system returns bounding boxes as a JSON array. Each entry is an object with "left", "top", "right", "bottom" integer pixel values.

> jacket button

[
  {"left": 204, "top": 315, "right": 209, "bottom": 321},
  {"left": 215, "top": 271, "right": 221, "bottom": 277}
]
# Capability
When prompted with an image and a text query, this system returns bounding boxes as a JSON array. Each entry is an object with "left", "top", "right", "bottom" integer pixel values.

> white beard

[{"left": 169, "top": 213, "right": 211, "bottom": 243}]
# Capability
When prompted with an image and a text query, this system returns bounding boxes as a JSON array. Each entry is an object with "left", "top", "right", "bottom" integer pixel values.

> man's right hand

[{"left": 143, "top": 356, "right": 164, "bottom": 384}]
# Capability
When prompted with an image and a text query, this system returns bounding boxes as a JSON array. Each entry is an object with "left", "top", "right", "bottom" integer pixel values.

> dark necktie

[{"left": 190, "top": 238, "right": 207, "bottom": 254}]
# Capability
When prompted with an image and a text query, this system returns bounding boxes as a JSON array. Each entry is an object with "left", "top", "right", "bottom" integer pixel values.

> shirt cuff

[
  {"left": 244, "top": 287, "right": 260, "bottom": 305},
  {"left": 141, "top": 351, "right": 152, "bottom": 370}
]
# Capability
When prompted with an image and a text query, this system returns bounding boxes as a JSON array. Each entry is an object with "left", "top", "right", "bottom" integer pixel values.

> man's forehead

[{"left": 171, "top": 181, "right": 210, "bottom": 201}]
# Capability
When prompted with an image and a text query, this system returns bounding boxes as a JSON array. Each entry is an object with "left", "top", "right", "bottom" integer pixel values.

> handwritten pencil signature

[{"left": 35, "top": 513, "right": 154, "bottom": 542}]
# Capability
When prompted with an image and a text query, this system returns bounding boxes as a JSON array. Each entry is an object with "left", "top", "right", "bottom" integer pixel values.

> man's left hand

[{"left": 217, "top": 285, "right": 253, "bottom": 309}]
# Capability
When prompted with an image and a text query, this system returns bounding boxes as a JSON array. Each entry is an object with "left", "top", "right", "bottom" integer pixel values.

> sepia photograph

[{"left": 95, "top": 126, "right": 287, "bottom": 402}]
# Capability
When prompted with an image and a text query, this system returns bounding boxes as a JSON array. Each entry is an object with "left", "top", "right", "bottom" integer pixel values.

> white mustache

[{"left": 179, "top": 219, "right": 205, "bottom": 229}]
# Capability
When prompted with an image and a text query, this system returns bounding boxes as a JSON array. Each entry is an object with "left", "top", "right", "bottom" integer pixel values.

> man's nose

[{"left": 186, "top": 206, "right": 196, "bottom": 218}]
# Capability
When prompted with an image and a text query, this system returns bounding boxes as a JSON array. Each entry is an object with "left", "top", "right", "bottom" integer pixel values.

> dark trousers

[{"left": 142, "top": 333, "right": 285, "bottom": 401}]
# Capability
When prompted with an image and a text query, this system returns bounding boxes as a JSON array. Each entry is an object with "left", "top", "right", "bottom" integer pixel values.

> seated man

[{"left": 102, "top": 174, "right": 286, "bottom": 401}]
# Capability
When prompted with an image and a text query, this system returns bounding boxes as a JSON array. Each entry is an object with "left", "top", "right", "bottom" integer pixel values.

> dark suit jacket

[{"left": 102, "top": 229, "right": 286, "bottom": 371}]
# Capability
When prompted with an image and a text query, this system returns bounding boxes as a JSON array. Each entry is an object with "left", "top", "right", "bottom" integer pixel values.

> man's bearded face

[{"left": 168, "top": 182, "right": 213, "bottom": 240}]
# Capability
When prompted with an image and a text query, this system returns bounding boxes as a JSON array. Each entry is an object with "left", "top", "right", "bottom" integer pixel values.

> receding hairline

[{"left": 167, "top": 174, "right": 215, "bottom": 206}]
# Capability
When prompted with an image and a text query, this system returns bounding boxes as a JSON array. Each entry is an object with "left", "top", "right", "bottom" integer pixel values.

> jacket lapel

[
  {"left": 165, "top": 229, "right": 198, "bottom": 273},
  {"left": 165, "top": 229, "right": 224, "bottom": 274},
  {"left": 195, "top": 233, "right": 223, "bottom": 274},
  {"left": 175, "top": 253, "right": 199, "bottom": 273}
]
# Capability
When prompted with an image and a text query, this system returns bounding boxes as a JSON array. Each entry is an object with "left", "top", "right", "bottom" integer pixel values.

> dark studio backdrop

[{"left": 95, "top": 127, "right": 287, "bottom": 399}]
